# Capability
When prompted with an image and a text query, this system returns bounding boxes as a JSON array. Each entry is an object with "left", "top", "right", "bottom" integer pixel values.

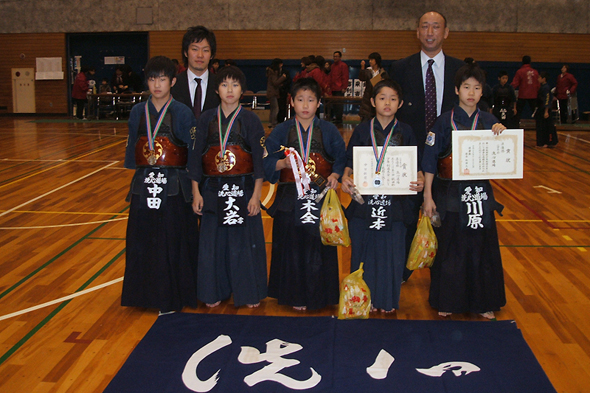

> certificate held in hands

[
  {"left": 452, "top": 129, "right": 524, "bottom": 180},
  {"left": 352, "top": 146, "right": 418, "bottom": 195}
]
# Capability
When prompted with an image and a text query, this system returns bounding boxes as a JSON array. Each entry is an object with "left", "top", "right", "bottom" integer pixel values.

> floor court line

[
  {"left": 0, "top": 277, "right": 124, "bottom": 321},
  {"left": 0, "top": 217, "right": 128, "bottom": 230},
  {"left": 0, "top": 161, "right": 118, "bottom": 219},
  {"left": 0, "top": 139, "right": 124, "bottom": 188}
]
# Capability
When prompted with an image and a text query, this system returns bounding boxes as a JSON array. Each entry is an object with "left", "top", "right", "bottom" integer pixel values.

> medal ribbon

[
  {"left": 370, "top": 118, "right": 398, "bottom": 174},
  {"left": 451, "top": 108, "right": 480, "bottom": 131},
  {"left": 218, "top": 105, "right": 242, "bottom": 157},
  {"left": 295, "top": 117, "right": 313, "bottom": 163},
  {"left": 285, "top": 147, "right": 311, "bottom": 197},
  {"left": 145, "top": 96, "right": 173, "bottom": 151}
]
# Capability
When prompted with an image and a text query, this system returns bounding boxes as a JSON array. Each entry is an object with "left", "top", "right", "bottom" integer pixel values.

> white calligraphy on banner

[{"left": 181, "top": 335, "right": 481, "bottom": 392}]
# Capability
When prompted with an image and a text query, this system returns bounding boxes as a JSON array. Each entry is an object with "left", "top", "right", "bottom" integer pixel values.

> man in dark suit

[
  {"left": 171, "top": 25, "right": 220, "bottom": 119},
  {"left": 390, "top": 11, "right": 464, "bottom": 282},
  {"left": 390, "top": 11, "right": 464, "bottom": 150}
]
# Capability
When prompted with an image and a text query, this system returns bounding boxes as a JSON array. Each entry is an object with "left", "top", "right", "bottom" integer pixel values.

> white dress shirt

[
  {"left": 187, "top": 68, "right": 209, "bottom": 111},
  {"left": 420, "top": 50, "right": 446, "bottom": 116}
]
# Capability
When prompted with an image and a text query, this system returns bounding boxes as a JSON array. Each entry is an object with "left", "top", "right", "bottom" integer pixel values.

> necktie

[
  {"left": 194, "top": 78, "right": 202, "bottom": 119},
  {"left": 425, "top": 59, "right": 437, "bottom": 132}
]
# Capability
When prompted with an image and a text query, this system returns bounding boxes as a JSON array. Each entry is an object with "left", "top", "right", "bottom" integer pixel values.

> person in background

[
  {"left": 72, "top": 66, "right": 95, "bottom": 119},
  {"left": 491, "top": 71, "right": 517, "bottom": 128},
  {"left": 99, "top": 78, "right": 111, "bottom": 94},
  {"left": 266, "top": 58, "right": 287, "bottom": 129},
  {"left": 536, "top": 71, "right": 558, "bottom": 147},
  {"left": 358, "top": 52, "right": 389, "bottom": 122},
  {"left": 277, "top": 59, "right": 291, "bottom": 124},
  {"left": 210, "top": 59, "right": 220, "bottom": 74},
  {"left": 329, "top": 50, "right": 349, "bottom": 125},
  {"left": 555, "top": 64, "right": 578, "bottom": 124},
  {"left": 511, "top": 55, "right": 539, "bottom": 124}
]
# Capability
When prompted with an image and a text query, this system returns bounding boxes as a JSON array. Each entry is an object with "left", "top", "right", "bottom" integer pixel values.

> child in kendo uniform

[
  {"left": 263, "top": 78, "right": 346, "bottom": 311},
  {"left": 422, "top": 63, "right": 507, "bottom": 319},
  {"left": 122, "top": 56, "right": 199, "bottom": 314},
  {"left": 188, "top": 66, "right": 267, "bottom": 308},
  {"left": 341, "top": 79, "right": 424, "bottom": 313}
]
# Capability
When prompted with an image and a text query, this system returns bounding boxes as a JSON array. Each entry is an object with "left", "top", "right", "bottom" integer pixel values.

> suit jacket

[
  {"left": 171, "top": 70, "right": 220, "bottom": 117},
  {"left": 390, "top": 52, "right": 464, "bottom": 150}
]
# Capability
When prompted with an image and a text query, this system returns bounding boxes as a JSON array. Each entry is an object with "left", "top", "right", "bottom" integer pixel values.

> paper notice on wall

[
  {"left": 35, "top": 57, "right": 64, "bottom": 80},
  {"left": 105, "top": 56, "right": 125, "bottom": 65}
]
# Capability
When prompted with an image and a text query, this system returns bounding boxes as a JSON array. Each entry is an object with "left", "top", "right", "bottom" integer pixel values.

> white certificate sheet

[
  {"left": 353, "top": 146, "right": 417, "bottom": 195},
  {"left": 452, "top": 129, "right": 523, "bottom": 180}
]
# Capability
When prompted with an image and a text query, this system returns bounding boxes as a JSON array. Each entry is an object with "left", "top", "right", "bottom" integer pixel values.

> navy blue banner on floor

[{"left": 104, "top": 314, "right": 556, "bottom": 393}]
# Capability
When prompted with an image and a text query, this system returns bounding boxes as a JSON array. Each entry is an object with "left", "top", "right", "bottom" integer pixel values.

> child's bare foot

[
  {"left": 380, "top": 308, "right": 396, "bottom": 313},
  {"left": 480, "top": 311, "right": 495, "bottom": 320},
  {"left": 247, "top": 303, "right": 260, "bottom": 308},
  {"left": 293, "top": 306, "right": 307, "bottom": 311},
  {"left": 206, "top": 301, "right": 221, "bottom": 308}
]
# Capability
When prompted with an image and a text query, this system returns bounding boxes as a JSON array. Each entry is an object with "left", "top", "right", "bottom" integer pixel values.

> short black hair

[
  {"left": 144, "top": 56, "right": 177, "bottom": 81},
  {"left": 215, "top": 65, "right": 247, "bottom": 92},
  {"left": 270, "top": 58, "right": 282, "bottom": 71},
  {"left": 562, "top": 64, "right": 569, "bottom": 72},
  {"left": 314, "top": 56, "right": 325, "bottom": 67},
  {"left": 372, "top": 78, "right": 403, "bottom": 101},
  {"left": 454, "top": 63, "right": 486, "bottom": 89},
  {"left": 181, "top": 26, "right": 217, "bottom": 66},
  {"left": 498, "top": 70, "right": 508, "bottom": 78},
  {"left": 211, "top": 59, "right": 220, "bottom": 65},
  {"left": 334, "top": 51, "right": 342, "bottom": 57},
  {"left": 368, "top": 52, "right": 382, "bottom": 68},
  {"left": 291, "top": 78, "right": 322, "bottom": 101},
  {"left": 522, "top": 55, "right": 531, "bottom": 64},
  {"left": 539, "top": 71, "right": 549, "bottom": 81}
]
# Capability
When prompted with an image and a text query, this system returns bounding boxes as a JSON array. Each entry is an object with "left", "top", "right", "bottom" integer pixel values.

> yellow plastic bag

[
  {"left": 338, "top": 262, "right": 371, "bottom": 320},
  {"left": 406, "top": 215, "right": 438, "bottom": 270},
  {"left": 319, "top": 189, "right": 350, "bottom": 247}
]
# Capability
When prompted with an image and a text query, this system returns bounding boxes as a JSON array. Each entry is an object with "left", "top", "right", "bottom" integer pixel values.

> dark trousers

[
  {"left": 515, "top": 98, "right": 537, "bottom": 124},
  {"left": 535, "top": 113, "right": 558, "bottom": 146},
  {"left": 332, "top": 91, "right": 344, "bottom": 124},
  {"left": 73, "top": 98, "right": 87, "bottom": 119},
  {"left": 558, "top": 99, "right": 569, "bottom": 124}
]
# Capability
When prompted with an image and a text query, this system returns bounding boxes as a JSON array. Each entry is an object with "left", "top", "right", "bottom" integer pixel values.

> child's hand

[
  {"left": 341, "top": 175, "right": 355, "bottom": 194},
  {"left": 247, "top": 196, "right": 261, "bottom": 216},
  {"left": 491, "top": 123, "right": 506, "bottom": 135},
  {"left": 192, "top": 194, "right": 204, "bottom": 215},
  {"left": 410, "top": 171, "right": 424, "bottom": 192},
  {"left": 326, "top": 173, "right": 339, "bottom": 189},
  {"left": 422, "top": 197, "right": 437, "bottom": 218}
]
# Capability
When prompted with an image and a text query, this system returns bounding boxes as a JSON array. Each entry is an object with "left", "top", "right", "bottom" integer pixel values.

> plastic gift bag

[
  {"left": 319, "top": 189, "right": 351, "bottom": 247},
  {"left": 338, "top": 262, "right": 371, "bottom": 320},
  {"left": 406, "top": 215, "right": 438, "bottom": 270}
]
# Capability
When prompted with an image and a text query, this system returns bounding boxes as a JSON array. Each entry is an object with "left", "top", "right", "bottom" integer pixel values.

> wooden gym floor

[{"left": 0, "top": 116, "right": 589, "bottom": 392}]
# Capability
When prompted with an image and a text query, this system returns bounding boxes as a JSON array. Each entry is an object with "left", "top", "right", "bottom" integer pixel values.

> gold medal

[
  {"left": 217, "top": 161, "right": 227, "bottom": 172},
  {"left": 215, "top": 150, "right": 236, "bottom": 173},
  {"left": 147, "top": 152, "right": 157, "bottom": 165},
  {"left": 143, "top": 141, "right": 163, "bottom": 166}
]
